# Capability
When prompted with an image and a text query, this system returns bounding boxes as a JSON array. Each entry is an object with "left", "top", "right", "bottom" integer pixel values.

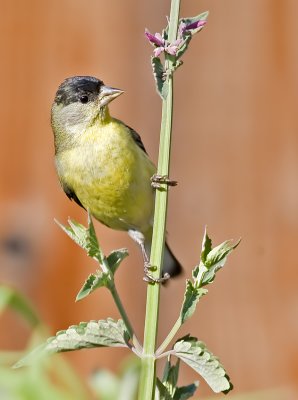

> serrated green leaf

[
  {"left": 173, "top": 382, "right": 198, "bottom": 400},
  {"left": 176, "top": 11, "right": 208, "bottom": 60},
  {"left": 156, "top": 378, "right": 172, "bottom": 400},
  {"left": 55, "top": 215, "right": 104, "bottom": 264},
  {"left": 192, "top": 228, "right": 211, "bottom": 282},
  {"left": 175, "top": 33, "right": 192, "bottom": 60},
  {"left": 76, "top": 272, "right": 109, "bottom": 301},
  {"left": 56, "top": 218, "right": 87, "bottom": 249},
  {"left": 193, "top": 231, "right": 240, "bottom": 286},
  {"left": 107, "top": 248, "right": 129, "bottom": 274},
  {"left": 200, "top": 227, "right": 212, "bottom": 263},
  {"left": 174, "top": 337, "right": 232, "bottom": 394},
  {"left": 192, "top": 261, "right": 206, "bottom": 282},
  {"left": 86, "top": 213, "right": 104, "bottom": 263},
  {"left": 201, "top": 238, "right": 240, "bottom": 286},
  {"left": 162, "top": 359, "right": 180, "bottom": 396},
  {"left": 15, "top": 319, "right": 130, "bottom": 368},
  {"left": 158, "top": 359, "right": 198, "bottom": 400},
  {"left": 200, "top": 261, "right": 224, "bottom": 286},
  {"left": 151, "top": 56, "right": 168, "bottom": 99},
  {"left": 205, "top": 239, "right": 240, "bottom": 268},
  {"left": 180, "top": 281, "right": 207, "bottom": 324}
]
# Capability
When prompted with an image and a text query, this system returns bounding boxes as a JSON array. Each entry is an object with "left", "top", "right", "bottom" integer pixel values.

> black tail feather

[{"left": 162, "top": 241, "right": 183, "bottom": 278}]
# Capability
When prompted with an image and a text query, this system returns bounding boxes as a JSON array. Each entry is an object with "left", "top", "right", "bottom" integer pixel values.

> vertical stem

[
  {"left": 109, "top": 280, "right": 142, "bottom": 354},
  {"left": 138, "top": 1, "right": 181, "bottom": 399},
  {"left": 102, "top": 252, "right": 142, "bottom": 353},
  {"left": 109, "top": 282, "right": 134, "bottom": 339}
]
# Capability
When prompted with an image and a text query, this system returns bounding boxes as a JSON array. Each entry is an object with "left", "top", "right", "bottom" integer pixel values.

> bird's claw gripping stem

[
  {"left": 143, "top": 262, "right": 170, "bottom": 284},
  {"left": 151, "top": 174, "right": 178, "bottom": 189}
]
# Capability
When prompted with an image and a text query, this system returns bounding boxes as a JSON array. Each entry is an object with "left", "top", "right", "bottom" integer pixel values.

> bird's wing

[
  {"left": 125, "top": 124, "right": 148, "bottom": 154},
  {"left": 61, "top": 182, "right": 85, "bottom": 209}
]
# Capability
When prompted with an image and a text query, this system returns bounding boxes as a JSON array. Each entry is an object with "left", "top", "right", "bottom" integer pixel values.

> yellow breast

[{"left": 56, "top": 118, "right": 156, "bottom": 232}]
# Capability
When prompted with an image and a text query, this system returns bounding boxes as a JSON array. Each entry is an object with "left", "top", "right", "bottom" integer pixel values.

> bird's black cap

[{"left": 54, "top": 76, "right": 104, "bottom": 106}]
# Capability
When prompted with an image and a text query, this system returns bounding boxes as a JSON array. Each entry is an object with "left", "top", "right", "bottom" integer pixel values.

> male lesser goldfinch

[{"left": 51, "top": 76, "right": 182, "bottom": 281}]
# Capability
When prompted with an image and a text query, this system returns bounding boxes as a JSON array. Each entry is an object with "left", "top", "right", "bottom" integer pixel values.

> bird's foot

[
  {"left": 143, "top": 262, "right": 170, "bottom": 284},
  {"left": 151, "top": 174, "right": 178, "bottom": 190}
]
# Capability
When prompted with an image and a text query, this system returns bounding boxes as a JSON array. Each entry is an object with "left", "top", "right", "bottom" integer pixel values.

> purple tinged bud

[
  {"left": 179, "top": 22, "right": 186, "bottom": 34},
  {"left": 186, "top": 20, "right": 207, "bottom": 30},
  {"left": 145, "top": 29, "right": 165, "bottom": 47},
  {"left": 154, "top": 47, "right": 165, "bottom": 57},
  {"left": 155, "top": 33, "right": 164, "bottom": 44},
  {"left": 165, "top": 46, "right": 178, "bottom": 56},
  {"left": 179, "top": 19, "right": 207, "bottom": 34},
  {"left": 165, "top": 38, "right": 183, "bottom": 56},
  {"left": 145, "top": 29, "right": 184, "bottom": 57}
]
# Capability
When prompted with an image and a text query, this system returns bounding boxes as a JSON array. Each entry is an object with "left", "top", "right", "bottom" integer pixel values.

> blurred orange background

[{"left": 1, "top": 0, "right": 298, "bottom": 398}]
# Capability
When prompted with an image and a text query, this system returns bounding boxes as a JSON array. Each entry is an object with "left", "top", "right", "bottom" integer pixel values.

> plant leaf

[
  {"left": 193, "top": 230, "right": 240, "bottom": 287},
  {"left": 162, "top": 358, "right": 180, "bottom": 396},
  {"left": 173, "top": 382, "right": 199, "bottom": 400},
  {"left": 85, "top": 213, "right": 104, "bottom": 263},
  {"left": 151, "top": 56, "right": 168, "bottom": 99},
  {"left": 0, "top": 285, "right": 40, "bottom": 327},
  {"left": 205, "top": 239, "right": 240, "bottom": 268},
  {"left": 158, "top": 359, "right": 199, "bottom": 400},
  {"left": 15, "top": 319, "right": 130, "bottom": 368},
  {"left": 174, "top": 336, "right": 232, "bottom": 394},
  {"left": 200, "top": 227, "right": 212, "bottom": 264},
  {"left": 107, "top": 248, "right": 129, "bottom": 274},
  {"left": 156, "top": 378, "right": 172, "bottom": 400},
  {"left": 176, "top": 11, "right": 209, "bottom": 60},
  {"left": 55, "top": 218, "right": 87, "bottom": 249},
  {"left": 202, "top": 238, "right": 241, "bottom": 286},
  {"left": 180, "top": 280, "right": 207, "bottom": 324},
  {"left": 175, "top": 33, "right": 192, "bottom": 60},
  {"left": 76, "top": 272, "right": 109, "bottom": 301},
  {"left": 55, "top": 214, "right": 104, "bottom": 264}
]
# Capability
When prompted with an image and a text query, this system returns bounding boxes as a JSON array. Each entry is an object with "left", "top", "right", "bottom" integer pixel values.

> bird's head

[{"left": 51, "top": 76, "right": 123, "bottom": 145}]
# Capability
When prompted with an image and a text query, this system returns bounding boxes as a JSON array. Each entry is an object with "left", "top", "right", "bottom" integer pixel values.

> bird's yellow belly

[{"left": 57, "top": 124, "right": 155, "bottom": 232}]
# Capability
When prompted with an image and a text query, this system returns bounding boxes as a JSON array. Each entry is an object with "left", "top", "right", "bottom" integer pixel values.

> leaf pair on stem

[{"left": 15, "top": 214, "right": 239, "bottom": 397}]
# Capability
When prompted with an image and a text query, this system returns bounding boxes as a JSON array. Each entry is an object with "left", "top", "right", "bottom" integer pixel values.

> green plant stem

[
  {"left": 109, "top": 280, "right": 142, "bottom": 353},
  {"left": 138, "top": 1, "right": 181, "bottom": 399},
  {"left": 101, "top": 253, "right": 141, "bottom": 352},
  {"left": 155, "top": 317, "right": 181, "bottom": 357}
]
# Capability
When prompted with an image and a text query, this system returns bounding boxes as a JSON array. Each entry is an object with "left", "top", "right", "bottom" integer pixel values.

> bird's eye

[{"left": 79, "top": 95, "right": 89, "bottom": 104}]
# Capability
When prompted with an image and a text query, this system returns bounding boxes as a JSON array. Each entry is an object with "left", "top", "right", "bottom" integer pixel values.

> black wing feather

[
  {"left": 62, "top": 182, "right": 85, "bottom": 209},
  {"left": 125, "top": 124, "right": 148, "bottom": 154}
]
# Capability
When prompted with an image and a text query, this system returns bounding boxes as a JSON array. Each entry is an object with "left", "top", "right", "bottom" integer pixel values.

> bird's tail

[
  {"left": 144, "top": 238, "right": 183, "bottom": 279},
  {"left": 163, "top": 241, "right": 183, "bottom": 278}
]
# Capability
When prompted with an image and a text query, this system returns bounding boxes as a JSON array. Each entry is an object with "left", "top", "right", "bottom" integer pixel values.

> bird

[{"left": 51, "top": 76, "right": 182, "bottom": 282}]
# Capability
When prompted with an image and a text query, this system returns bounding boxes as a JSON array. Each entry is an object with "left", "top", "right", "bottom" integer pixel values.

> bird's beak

[{"left": 98, "top": 85, "right": 124, "bottom": 107}]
